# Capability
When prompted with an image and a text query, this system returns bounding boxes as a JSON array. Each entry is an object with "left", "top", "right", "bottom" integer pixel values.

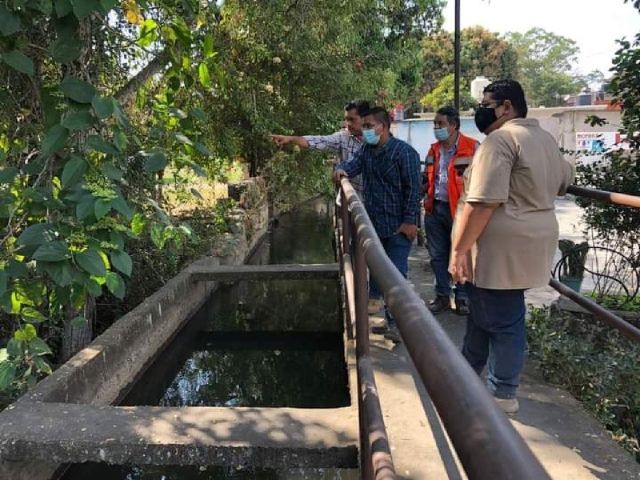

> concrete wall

[
  {"left": 527, "top": 106, "right": 621, "bottom": 165},
  {"left": 412, "top": 106, "right": 622, "bottom": 166}
]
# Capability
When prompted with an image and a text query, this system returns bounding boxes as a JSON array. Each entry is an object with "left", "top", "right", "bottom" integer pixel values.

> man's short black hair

[
  {"left": 436, "top": 106, "right": 460, "bottom": 130},
  {"left": 483, "top": 80, "right": 528, "bottom": 118},
  {"left": 344, "top": 99, "right": 371, "bottom": 117},
  {"left": 362, "top": 106, "right": 391, "bottom": 129}
]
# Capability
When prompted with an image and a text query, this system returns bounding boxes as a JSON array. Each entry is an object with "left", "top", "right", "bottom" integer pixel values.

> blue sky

[{"left": 442, "top": 0, "right": 639, "bottom": 76}]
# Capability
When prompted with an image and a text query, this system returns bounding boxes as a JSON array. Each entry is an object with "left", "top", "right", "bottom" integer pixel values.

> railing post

[
  {"left": 354, "top": 224, "right": 369, "bottom": 359},
  {"left": 354, "top": 217, "right": 373, "bottom": 480},
  {"left": 341, "top": 189, "right": 351, "bottom": 256}
]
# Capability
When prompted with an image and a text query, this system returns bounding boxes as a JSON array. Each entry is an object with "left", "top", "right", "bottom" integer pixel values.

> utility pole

[{"left": 454, "top": 0, "right": 461, "bottom": 111}]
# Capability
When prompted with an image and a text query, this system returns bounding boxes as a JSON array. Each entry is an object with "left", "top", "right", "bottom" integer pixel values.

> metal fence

[
  {"left": 335, "top": 178, "right": 550, "bottom": 480},
  {"left": 552, "top": 186, "right": 640, "bottom": 344}
]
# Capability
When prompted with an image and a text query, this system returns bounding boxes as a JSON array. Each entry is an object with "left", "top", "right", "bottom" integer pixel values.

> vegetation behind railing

[{"left": 527, "top": 307, "right": 640, "bottom": 462}]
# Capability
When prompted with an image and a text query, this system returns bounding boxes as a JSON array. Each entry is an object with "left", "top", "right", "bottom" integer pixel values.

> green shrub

[{"left": 527, "top": 307, "right": 640, "bottom": 461}]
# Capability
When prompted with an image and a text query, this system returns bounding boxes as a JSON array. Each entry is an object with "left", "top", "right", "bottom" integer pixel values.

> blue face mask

[
  {"left": 434, "top": 127, "right": 450, "bottom": 142},
  {"left": 363, "top": 128, "right": 380, "bottom": 145}
]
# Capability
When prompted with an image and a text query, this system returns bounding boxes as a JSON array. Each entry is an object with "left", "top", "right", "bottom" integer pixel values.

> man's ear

[{"left": 503, "top": 99, "right": 513, "bottom": 114}]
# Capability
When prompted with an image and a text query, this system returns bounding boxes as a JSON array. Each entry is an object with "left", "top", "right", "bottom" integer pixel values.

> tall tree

[
  {"left": 420, "top": 26, "right": 519, "bottom": 106},
  {"left": 505, "top": 28, "right": 581, "bottom": 107},
  {"left": 0, "top": 0, "right": 411, "bottom": 399},
  {"left": 420, "top": 74, "right": 475, "bottom": 111},
  {"left": 377, "top": 0, "right": 447, "bottom": 115},
  {"left": 381, "top": 0, "right": 446, "bottom": 44},
  {"left": 577, "top": 69, "right": 607, "bottom": 89}
]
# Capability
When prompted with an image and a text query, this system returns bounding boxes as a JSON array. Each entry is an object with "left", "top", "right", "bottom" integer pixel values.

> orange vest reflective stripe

[{"left": 423, "top": 133, "right": 478, "bottom": 218}]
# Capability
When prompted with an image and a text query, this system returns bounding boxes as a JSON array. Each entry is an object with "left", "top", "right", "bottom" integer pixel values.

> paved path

[{"left": 369, "top": 201, "right": 640, "bottom": 479}]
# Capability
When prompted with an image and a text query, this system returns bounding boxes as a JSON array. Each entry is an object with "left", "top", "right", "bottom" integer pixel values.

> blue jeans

[
  {"left": 424, "top": 201, "right": 467, "bottom": 302},
  {"left": 462, "top": 285, "right": 526, "bottom": 399},
  {"left": 369, "top": 233, "right": 412, "bottom": 327}
]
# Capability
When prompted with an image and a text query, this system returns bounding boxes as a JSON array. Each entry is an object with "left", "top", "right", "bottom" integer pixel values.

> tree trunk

[
  {"left": 114, "top": 49, "right": 171, "bottom": 106},
  {"left": 61, "top": 297, "right": 96, "bottom": 362}
]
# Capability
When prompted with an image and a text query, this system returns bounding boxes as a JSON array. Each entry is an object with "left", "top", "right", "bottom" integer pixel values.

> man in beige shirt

[{"left": 450, "top": 80, "right": 574, "bottom": 414}]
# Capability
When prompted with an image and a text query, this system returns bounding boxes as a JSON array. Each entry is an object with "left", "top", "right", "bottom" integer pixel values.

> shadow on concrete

[{"left": 0, "top": 402, "right": 360, "bottom": 471}]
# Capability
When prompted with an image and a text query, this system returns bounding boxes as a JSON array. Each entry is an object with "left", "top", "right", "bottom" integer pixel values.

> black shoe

[
  {"left": 428, "top": 296, "right": 451, "bottom": 314},
  {"left": 455, "top": 298, "right": 469, "bottom": 316},
  {"left": 383, "top": 325, "right": 402, "bottom": 343}
]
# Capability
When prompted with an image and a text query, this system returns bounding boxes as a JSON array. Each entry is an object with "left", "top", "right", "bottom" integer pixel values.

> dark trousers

[
  {"left": 462, "top": 284, "right": 527, "bottom": 399},
  {"left": 424, "top": 200, "right": 468, "bottom": 301},
  {"left": 369, "top": 233, "right": 412, "bottom": 327}
]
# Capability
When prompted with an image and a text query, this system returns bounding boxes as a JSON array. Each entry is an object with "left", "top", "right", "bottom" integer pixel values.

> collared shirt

[
  {"left": 304, "top": 129, "right": 363, "bottom": 190},
  {"left": 435, "top": 135, "right": 481, "bottom": 202},
  {"left": 338, "top": 136, "right": 422, "bottom": 239},
  {"left": 458, "top": 118, "right": 574, "bottom": 289}
]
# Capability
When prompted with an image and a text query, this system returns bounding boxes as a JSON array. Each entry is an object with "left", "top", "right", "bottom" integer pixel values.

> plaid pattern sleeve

[
  {"left": 400, "top": 143, "right": 422, "bottom": 224},
  {"left": 303, "top": 131, "right": 345, "bottom": 154},
  {"left": 305, "top": 130, "right": 364, "bottom": 191}
]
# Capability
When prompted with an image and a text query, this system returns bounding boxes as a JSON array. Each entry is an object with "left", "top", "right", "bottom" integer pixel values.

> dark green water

[{"left": 62, "top": 199, "right": 355, "bottom": 479}]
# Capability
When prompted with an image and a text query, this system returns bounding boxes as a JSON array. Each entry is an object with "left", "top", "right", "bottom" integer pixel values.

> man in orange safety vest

[{"left": 423, "top": 106, "right": 480, "bottom": 315}]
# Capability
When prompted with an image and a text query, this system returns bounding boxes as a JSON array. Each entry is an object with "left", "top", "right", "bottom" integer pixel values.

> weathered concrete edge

[
  {"left": 18, "top": 257, "right": 221, "bottom": 406},
  {"left": 1, "top": 444, "right": 357, "bottom": 470},
  {"left": 189, "top": 263, "right": 340, "bottom": 282},
  {"left": 0, "top": 404, "right": 359, "bottom": 468}
]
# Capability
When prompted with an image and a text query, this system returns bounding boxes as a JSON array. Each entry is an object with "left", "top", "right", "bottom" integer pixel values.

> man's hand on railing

[
  {"left": 333, "top": 168, "right": 348, "bottom": 184},
  {"left": 396, "top": 223, "right": 418, "bottom": 242}
]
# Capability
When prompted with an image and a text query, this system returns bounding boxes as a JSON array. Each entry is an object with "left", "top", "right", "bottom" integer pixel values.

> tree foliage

[
  {"left": 0, "top": 0, "right": 448, "bottom": 400},
  {"left": 576, "top": 4, "right": 640, "bottom": 248},
  {"left": 420, "top": 26, "right": 518, "bottom": 105},
  {"left": 505, "top": 28, "right": 581, "bottom": 107},
  {"left": 420, "top": 73, "right": 475, "bottom": 111}
]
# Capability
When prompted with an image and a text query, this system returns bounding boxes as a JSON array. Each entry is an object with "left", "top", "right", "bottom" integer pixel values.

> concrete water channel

[
  {"left": 6, "top": 194, "right": 638, "bottom": 480},
  {"left": 64, "top": 202, "right": 355, "bottom": 480},
  {"left": 0, "top": 200, "right": 360, "bottom": 480}
]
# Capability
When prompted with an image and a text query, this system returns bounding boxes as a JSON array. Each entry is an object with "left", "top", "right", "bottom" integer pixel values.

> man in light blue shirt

[{"left": 423, "top": 106, "right": 480, "bottom": 315}]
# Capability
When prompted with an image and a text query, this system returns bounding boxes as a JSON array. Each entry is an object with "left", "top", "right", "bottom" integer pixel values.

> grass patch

[
  {"left": 527, "top": 307, "right": 640, "bottom": 462},
  {"left": 586, "top": 292, "right": 640, "bottom": 313}
]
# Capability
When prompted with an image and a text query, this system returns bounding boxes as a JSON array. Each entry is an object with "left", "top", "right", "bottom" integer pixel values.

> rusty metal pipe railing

[
  {"left": 358, "top": 356, "right": 396, "bottom": 480},
  {"left": 550, "top": 276, "right": 640, "bottom": 344},
  {"left": 567, "top": 185, "right": 640, "bottom": 209},
  {"left": 343, "top": 253, "right": 356, "bottom": 339},
  {"left": 339, "top": 187, "right": 397, "bottom": 480},
  {"left": 340, "top": 178, "right": 550, "bottom": 480},
  {"left": 555, "top": 185, "right": 640, "bottom": 343}
]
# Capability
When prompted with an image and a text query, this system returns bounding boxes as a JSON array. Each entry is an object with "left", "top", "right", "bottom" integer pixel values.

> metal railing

[
  {"left": 551, "top": 185, "right": 640, "bottom": 344},
  {"left": 338, "top": 187, "right": 395, "bottom": 480},
  {"left": 567, "top": 185, "right": 640, "bottom": 209},
  {"left": 336, "top": 178, "right": 550, "bottom": 480}
]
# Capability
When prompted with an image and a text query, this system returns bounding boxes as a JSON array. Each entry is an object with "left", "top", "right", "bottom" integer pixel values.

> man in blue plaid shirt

[{"left": 333, "top": 107, "right": 422, "bottom": 343}]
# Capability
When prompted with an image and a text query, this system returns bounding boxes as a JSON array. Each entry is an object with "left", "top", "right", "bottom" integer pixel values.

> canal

[{"left": 62, "top": 199, "right": 357, "bottom": 480}]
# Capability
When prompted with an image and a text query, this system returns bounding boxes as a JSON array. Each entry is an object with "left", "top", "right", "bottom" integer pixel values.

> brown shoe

[
  {"left": 368, "top": 298, "right": 384, "bottom": 315},
  {"left": 428, "top": 296, "right": 451, "bottom": 314},
  {"left": 495, "top": 397, "right": 519, "bottom": 415}
]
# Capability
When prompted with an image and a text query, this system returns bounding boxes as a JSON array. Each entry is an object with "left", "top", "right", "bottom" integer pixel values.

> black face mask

[{"left": 474, "top": 107, "right": 498, "bottom": 133}]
